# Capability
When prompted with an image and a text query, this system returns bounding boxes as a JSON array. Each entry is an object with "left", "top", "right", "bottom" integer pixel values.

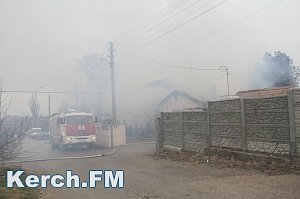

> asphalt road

[{"left": 12, "top": 138, "right": 300, "bottom": 199}]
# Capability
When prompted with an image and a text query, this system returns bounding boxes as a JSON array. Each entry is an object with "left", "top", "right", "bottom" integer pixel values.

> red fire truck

[{"left": 49, "top": 112, "right": 97, "bottom": 150}]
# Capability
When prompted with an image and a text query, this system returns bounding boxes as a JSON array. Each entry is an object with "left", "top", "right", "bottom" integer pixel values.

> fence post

[
  {"left": 155, "top": 112, "right": 164, "bottom": 153},
  {"left": 288, "top": 91, "right": 296, "bottom": 158},
  {"left": 110, "top": 125, "right": 114, "bottom": 148},
  {"left": 180, "top": 112, "right": 184, "bottom": 150},
  {"left": 207, "top": 102, "right": 212, "bottom": 147},
  {"left": 240, "top": 98, "right": 247, "bottom": 151},
  {"left": 155, "top": 117, "right": 162, "bottom": 153}
]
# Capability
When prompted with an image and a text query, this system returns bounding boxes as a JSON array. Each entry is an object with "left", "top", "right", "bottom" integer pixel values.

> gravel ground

[{"left": 14, "top": 139, "right": 300, "bottom": 199}]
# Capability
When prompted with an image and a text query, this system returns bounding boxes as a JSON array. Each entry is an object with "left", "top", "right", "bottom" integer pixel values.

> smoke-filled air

[{"left": 0, "top": 1, "right": 300, "bottom": 198}]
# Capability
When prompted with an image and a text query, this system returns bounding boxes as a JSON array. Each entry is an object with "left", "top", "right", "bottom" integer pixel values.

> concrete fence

[{"left": 157, "top": 89, "right": 300, "bottom": 157}]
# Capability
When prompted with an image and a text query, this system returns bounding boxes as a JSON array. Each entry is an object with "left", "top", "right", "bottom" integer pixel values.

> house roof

[
  {"left": 157, "top": 90, "right": 207, "bottom": 109},
  {"left": 236, "top": 85, "right": 295, "bottom": 99}
]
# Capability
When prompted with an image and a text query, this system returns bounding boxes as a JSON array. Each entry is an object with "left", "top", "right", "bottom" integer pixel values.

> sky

[{"left": 0, "top": 0, "right": 299, "bottom": 116}]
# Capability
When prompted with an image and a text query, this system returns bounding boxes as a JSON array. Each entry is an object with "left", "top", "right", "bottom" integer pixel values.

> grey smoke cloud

[{"left": 0, "top": 0, "right": 299, "bottom": 115}]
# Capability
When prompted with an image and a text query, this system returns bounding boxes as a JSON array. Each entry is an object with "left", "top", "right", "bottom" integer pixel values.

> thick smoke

[{"left": 249, "top": 51, "right": 299, "bottom": 89}]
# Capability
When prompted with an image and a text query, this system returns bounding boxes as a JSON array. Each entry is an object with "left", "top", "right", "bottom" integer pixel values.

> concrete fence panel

[
  {"left": 245, "top": 96, "right": 290, "bottom": 155},
  {"left": 162, "top": 112, "right": 182, "bottom": 148},
  {"left": 209, "top": 99, "right": 243, "bottom": 149},
  {"left": 158, "top": 91, "right": 300, "bottom": 158},
  {"left": 291, "top": 89, "right": 300, "bottom": 154},
  {"left": 182, "top": 112, "right": 207, "bottom": 152}
]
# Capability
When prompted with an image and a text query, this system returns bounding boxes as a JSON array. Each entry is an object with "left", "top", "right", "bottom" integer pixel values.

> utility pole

[
  {"left": 98, "top": 91, "right": 102, "bottom": 122},
  {"left": 48, "top": 93, "right": 51, "bottom": 118},
  {"left": 109, "top": 42, "right": 117, "bottom": 124},
  {"left": 226, "top": 69, "right": 229, "bottom": 96},
  {"left": 75, "top": 84, "right": 78, "bottom": 111},
  {"left": 219, "top": 66, "right": 230, "bottom": 96}
]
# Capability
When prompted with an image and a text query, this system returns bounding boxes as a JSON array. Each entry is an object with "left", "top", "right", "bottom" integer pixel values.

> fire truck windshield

[{"left": 66, "top": 115, "right": 93, "bottom": 124}]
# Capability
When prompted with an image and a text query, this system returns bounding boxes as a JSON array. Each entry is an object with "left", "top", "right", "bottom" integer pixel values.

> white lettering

[
  {"left": 50, "top": 175, "right": 64, "bottom": 188},
  {"left": 25, "top": 175, "right": 39, "bottom": 188},
  {"left": 66, "top": 171, "right": 80, "bottom": 188},
  {"left": 89, "top": 171, "right": 102, "bottom": 188},
  {"left": 104, "top": 170, "right": 124, "bottom": 188},
  {"left": 6, "top": 171, "right": 24, "bottom": 188},
  {"left": 41, "top": 175, "right": 51, "bottom": 188}
]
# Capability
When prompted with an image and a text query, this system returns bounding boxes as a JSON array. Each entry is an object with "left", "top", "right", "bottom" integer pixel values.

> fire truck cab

[{"left": 49, "top": 112, "right": 96, "bottom": 150}]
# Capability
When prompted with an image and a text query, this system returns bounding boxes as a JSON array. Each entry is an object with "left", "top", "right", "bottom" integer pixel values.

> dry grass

[
  {"left": 155, "top": 150, "right": 300, "bottom": 175},
  {"left": 0, "top": 165, "right": 40, "bottom": 199}
]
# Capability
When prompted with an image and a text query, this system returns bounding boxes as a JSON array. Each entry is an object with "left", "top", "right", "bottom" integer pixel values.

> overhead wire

[
  {"left": 135, "top": 0, "right": 187, "bottom": 29},
  {"left": 116, "top": 50, "right": 229, "bottom": 92},
  {"left": 1, "top": 90, "right": 101, "bottom": 94},
  {"left": 133, "top": 0, "right": 192, "bottom": 37},
  {"left": 117, "top": 0, "right": 192, "bottom": 46},
  {"left": 152, "top": 0, "right": 287, "bottom": 59},
  {"left": 117, "top": 50, "right": 219, "bottom": 71},
  {"left": 130, "top": 0, "right": 230, "bottom": 51},
  {"left": 132, "top": 0, "right": 206, "bottom": 40},
  {"left": 130, "top": 0, "right": 218, "bottom": 46}
]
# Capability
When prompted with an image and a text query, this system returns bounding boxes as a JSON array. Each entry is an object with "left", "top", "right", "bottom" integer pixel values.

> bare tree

[
  {"left": 76, "top": 53, "right": 109, "bottom": 117},
  {"left": 78, "top": 53, "right": 109, "bottom": 87},
  {"left": 0, "top": 80, "right": 27, "bottom": 161},
  {"left": 29, "top": 92, "right": 40, "bottom": 126}
]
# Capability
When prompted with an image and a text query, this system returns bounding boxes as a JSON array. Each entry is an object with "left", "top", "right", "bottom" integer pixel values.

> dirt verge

[{"left": 155, "top": 149, "right": 300, "bottom": 175}]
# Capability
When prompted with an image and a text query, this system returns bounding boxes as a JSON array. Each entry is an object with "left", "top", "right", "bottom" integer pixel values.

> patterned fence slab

[{"left": 159, "top": 93, "right": 299, "bottom": 157}]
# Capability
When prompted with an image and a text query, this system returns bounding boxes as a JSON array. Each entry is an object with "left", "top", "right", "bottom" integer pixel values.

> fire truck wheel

[
  {"left": 50, "top": 139, "right": 59, "bottom": 149},
  {"left": 87, "top": 143, "right": 93, "bottom": 150},
  {"left": 51, "top": 143, "right": 59, "bottom": 149}
]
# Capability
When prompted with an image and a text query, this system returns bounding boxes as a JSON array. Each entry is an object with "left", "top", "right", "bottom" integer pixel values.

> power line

[
  {"left": 131, "top": 0, "right": 218, "bottom": 45},
  {"left": 132, "top": 0, "right": 205, "bottom": 40},
  {"left": 2, "top": 90, "right": 101, "bottom": 94},
  {"left": 116, "top": 0, "right": 190, "bottom": 45},
  {"left": 153, "top": 0, "right": 287, "bottom": 59},
  {"left": 135, "top": 0, "right": 185, "bottom": 29},
  {"left": 131, "top": 0, "right": 229, "bottom": 51},
  {"left": 133, "top": 0, "right": 192, "bottom": 37},
  {"left": 117, "top": 50, "right": 219, "bottom": 71}
]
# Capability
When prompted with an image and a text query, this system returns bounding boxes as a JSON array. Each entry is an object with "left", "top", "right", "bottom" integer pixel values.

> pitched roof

[
  {"left": 236, "top": 85, "right": 295, "bottom": 99},
  {"left": 157, "top": 90, "right": 207, "bottom": 109}
]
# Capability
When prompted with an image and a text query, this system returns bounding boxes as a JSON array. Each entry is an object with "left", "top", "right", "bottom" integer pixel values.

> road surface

[{"left": 12, "top": 138, "right": 300, "bottom": 199}]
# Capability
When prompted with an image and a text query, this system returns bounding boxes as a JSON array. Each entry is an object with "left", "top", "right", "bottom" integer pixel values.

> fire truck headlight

[{"left": 65, "top": 137, "right": 71, "bottom": 143}]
